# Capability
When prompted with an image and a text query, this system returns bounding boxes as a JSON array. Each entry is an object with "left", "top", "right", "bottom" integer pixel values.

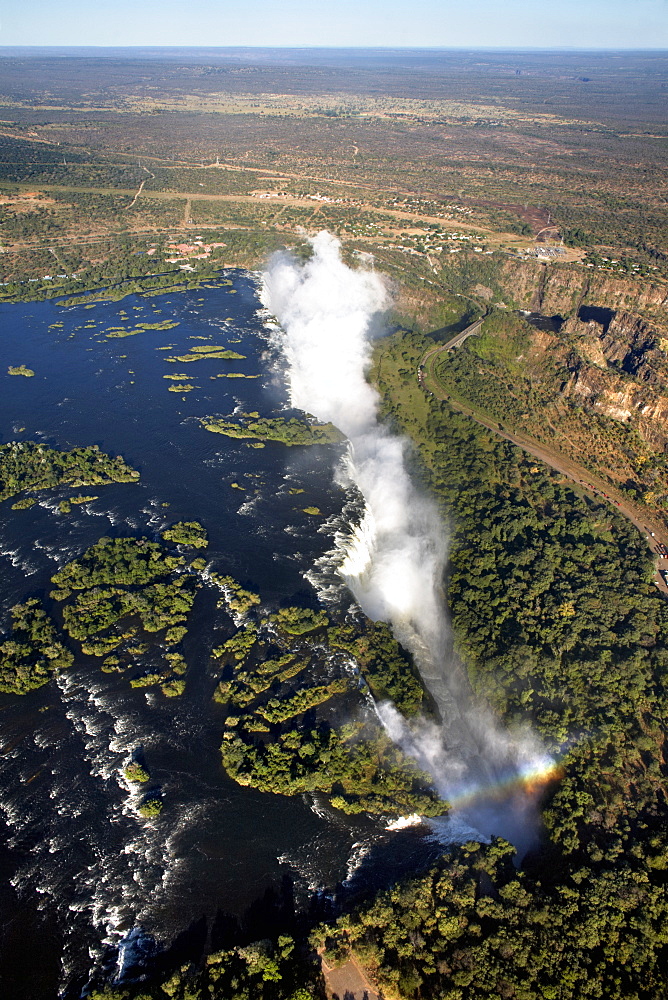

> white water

[
  {"left": 262, "top": 232, "right": 552, "bottom": 847},
  {"left": 262, "top": 233, "right": 446, "bottom": 657}
]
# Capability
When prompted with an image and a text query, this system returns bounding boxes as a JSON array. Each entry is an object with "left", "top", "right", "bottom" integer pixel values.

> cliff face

[
  {"left": 426, "top": 254, "right": 668, "bottom": 452},
  {"left": 497, "top": 259, "right": 668, "bottom": 321},
  {"left": 563, "top": 364, "right": 668, "bottom": 451},
  {"left": 600, "top": 313, "right": 661, "bottom": 375},
  {"left": 481, "top": 259, "right": 668, "bottom": 450},
  {"left": 563, "top": 311, "right": 668, "bottom": 376},
  {"left": 532, "top": 307, "right": 668, "bottom": 452}
]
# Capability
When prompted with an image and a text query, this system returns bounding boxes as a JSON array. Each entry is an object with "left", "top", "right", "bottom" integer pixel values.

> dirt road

[
  {"left": 320, "top": 950, "right": 380, "bottom": 1000},
  {"left": 125, "top": 166, "right": 156, "bottom": 210},
  {"left": 419, "top": 342, "right": 668, "bottom": 595}
]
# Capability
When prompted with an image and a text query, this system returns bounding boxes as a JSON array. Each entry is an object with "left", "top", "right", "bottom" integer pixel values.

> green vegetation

[
  {"left": 86, "top": 934, "right": 319, "bottom": 1000},
  {"left": 161, "top": 677, "right": 186, "bottom": 697},
  {"left": 189, "top": 344, "right": 241, "bottom": 354},
  {"left": 210, "top": 594, "right": 444, "bottom": 817},
  {"left": 57, "top": 495, "right": 99, "bottom": 513},
  {"left": 0, "top": 599, "right": 73, "bottom": 694},
  {"left": 328, "top": 619, "right": 425, "bottom": 716},
  {"left": 59, "top": 496, "right": 97, "bottom": 513},
  {"left": 379, "top": 328, "right": 666, "bottom": 750},
  {"left": 60, "top": 578, "right": 195, "bottom": 653},
  {"left": 10, "top": 496, "right": 36, "bottom": 510},
  {"left": 124, "top": 762, "right": 149, "bottom": 783},
  {"left": 129, "top": 672, "right": 164, "bottom": 689},
  {"left": 426, "top": 310, "right": 668, "bottom": 517},
  {"left": 7, "top": 365, "right": 34, "bottom": 376},
  {"left": 105, "top": 319, "right": 179, "bottom": 339},
  {"left": 213, "top": 651, "right": 302, "bottom": 709},
  {"left": 0, "top": 441, "right": 139, "bottom": 503},
  {"left": 49, "top": 536, "right": 197, "bottom": 692},
  {"left": 164, "top": 625, "right": 188, "bottom": 645},
  {"left": 138, "top": 797, "right": 163, "bottom": 818},
  {"left": 167, "top": 347, "right": 245, "bottom": 362},
  {"left": 210, "top": 574, "right": 262, "bottom": 615},
  {"left": 2, "top": 257, "right": 229, "bottom": 307},
  {"left": 315, "top": 837, "right": 668, "bottom": 1000},
  {"left": 164, "top": 651, "right": 187, "bottom": 675},
  {"left": 256, "top": 679, "right": 349, "bottom": 724},
  {"left": 161, "top": 521, "right": 209, "bottom": 548},
  {"left": 50, "top": 536, "right": 180, "bottom": 597},
  {"left": 270, "top": 607, "right": 329, "bottom": 635},
  {"left": 222, "top": 723, "right": 445, "bottom": 817},
  {"left": 316, "top": 323, "right": 668, "bottom": 994},
  {"left": 201, "top": 413, "right": 344, "bottom": 446},
  {"left": 213, "top": 626, "right": 258, "bottom": 664}
]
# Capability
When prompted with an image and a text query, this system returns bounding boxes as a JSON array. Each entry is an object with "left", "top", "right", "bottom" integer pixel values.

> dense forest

[
  {"left": 1, "top": 46, "right": 667, "bottom": 997},
  {"left": 4, "top": 310, "right": 664, "bottom": 998},
  {"left": 201, "top": 413, "right": 345, "bottom": 446},
  {"left": 318, "top": 326, "right": 668, "bottom": 997},
  {"left": 0, "top": 440, "right": 139, "bottom": 501}
]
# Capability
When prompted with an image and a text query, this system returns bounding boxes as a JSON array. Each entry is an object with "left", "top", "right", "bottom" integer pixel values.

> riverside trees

[
  {"left": 0, "top": 441, "right": 139, "bottom": 502},
  {"left": 328, "top": 326, "right": 668, "bottom": 996}
]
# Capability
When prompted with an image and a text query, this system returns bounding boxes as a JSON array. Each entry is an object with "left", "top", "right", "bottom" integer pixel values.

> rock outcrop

[
  {"left": 540, "top": 306, "right": 668, "bottom": 452},
  {"left": 497, "top": 258, "right": 668, "bottom": 321}
]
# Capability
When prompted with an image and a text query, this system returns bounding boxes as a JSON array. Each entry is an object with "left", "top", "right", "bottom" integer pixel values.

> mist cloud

[
  {"left": 262, "top": 233, "right": 446, "bottom": 651},
  {"left": 262, "top": 232, "right": 553, "bottom": 848}
]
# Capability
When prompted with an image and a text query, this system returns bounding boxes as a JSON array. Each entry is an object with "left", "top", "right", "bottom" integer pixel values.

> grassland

[{"left": 1, "top": 49, "right": 666, "bottom": 301}]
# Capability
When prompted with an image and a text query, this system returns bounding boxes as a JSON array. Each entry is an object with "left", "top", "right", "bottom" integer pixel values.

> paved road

[{"left": 419, "top": 340, "right": 668, "bottom": 595}]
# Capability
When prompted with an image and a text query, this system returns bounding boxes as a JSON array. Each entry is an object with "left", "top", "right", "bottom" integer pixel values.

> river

[{"left": 0, "top": 273, "right": 444, "bottom": 999}]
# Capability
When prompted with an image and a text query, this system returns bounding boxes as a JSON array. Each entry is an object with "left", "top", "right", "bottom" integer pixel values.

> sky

[{"left": 0, "top": 0, "right": 666, "bottom": 49}]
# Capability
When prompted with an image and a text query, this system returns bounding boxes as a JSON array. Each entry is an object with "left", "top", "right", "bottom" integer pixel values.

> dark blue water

[{"left": 0, "top": 274, "right": 443, "bottom": 999}]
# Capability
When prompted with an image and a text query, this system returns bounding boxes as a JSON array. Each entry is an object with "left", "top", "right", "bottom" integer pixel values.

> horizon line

[{"left": 1, "top": 44, "right": 667, "bottom": 54}]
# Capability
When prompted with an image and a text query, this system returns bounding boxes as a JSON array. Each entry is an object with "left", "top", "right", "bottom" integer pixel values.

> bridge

[
  {"left": 417, "top": 318, "right": 485, "bottom": 388},
  {"left": 439, "top": 317, "right": 485, "bottom": 352}
]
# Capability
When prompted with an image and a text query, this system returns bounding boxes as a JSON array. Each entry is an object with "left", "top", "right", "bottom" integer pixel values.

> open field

[{"left": 0, "top": 48, "right": 666, "bottom": 294}]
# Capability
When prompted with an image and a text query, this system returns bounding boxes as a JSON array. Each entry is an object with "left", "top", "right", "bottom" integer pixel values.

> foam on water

[
  {"left": 262, "top": 232, "right": 556, "bottom": 849},
  {"left": 1, "top": 264, "right": 516, "bottom": 997}
]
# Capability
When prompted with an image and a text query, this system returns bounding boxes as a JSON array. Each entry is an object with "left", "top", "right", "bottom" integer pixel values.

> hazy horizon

[{"left": 1, "top": 0, "right": 666, "bottom": 50}]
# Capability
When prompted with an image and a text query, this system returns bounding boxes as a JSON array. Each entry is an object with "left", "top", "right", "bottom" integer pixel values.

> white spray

[{"left": 262, "top": 232, "right": 553, "bottom": 847}]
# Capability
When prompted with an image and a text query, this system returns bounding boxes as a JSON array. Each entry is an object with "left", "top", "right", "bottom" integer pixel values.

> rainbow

[{"left": 444, "top": 756, "right": 564, "bottom": 811}]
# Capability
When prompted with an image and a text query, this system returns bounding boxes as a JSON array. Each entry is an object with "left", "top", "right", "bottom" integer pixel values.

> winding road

[
  {"left": 418, "top": 326, "right": 668, "bottom": 595},
  {"left": 125, "top": 166, "right": 155, "bottom": 210}
]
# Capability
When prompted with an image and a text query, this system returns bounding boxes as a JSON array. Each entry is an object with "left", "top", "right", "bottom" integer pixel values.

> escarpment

[
  {"left": 467, "top": 261, "right": 668, "bottom": 452},
  {"left": 496, "top": 258, "right": 668, "bottom": 320},
  {"left": 548, "top": 304, "right": 668, "bottom": 451}
]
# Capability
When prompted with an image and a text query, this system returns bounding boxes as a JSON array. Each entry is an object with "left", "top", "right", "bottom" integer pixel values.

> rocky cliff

[
  {"left": 497, "top": 258, "right": 668, "bottom": 322},
  {"left": 563, "top": 363, "right": 668, "bottom": 452},
  {"left": 539, "top": 307, "right": 668, "bottom": 452},
  {"left": 483, "top": 258, "right": 668, "bottom": 450}
]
